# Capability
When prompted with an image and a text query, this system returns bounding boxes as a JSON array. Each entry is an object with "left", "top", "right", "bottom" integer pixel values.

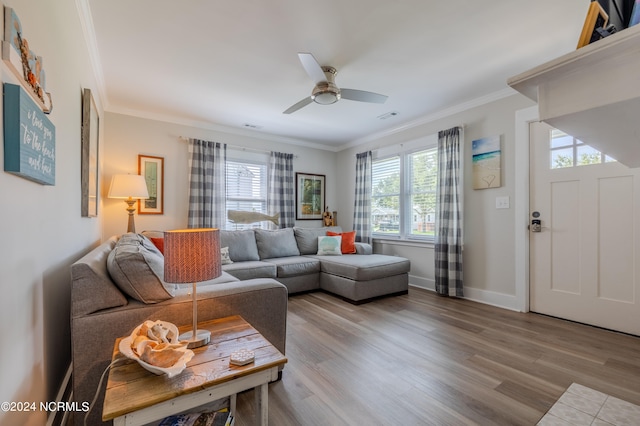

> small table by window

[{"left": 102, "top": 315, "right": 287, "bottom": 426}]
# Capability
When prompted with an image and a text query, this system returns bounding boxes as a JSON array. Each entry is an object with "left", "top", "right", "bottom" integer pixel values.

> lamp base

[{"left": 179, "top": 329, "right": 211, "bottom": 349}]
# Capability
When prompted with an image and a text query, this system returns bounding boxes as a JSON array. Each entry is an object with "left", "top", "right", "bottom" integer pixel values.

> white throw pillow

[
  {"left": 316, "top": 236, "right": 342, "bottom": 256},
  {"left": 220, "top": 246, "right": 233, "bottom": 265}
]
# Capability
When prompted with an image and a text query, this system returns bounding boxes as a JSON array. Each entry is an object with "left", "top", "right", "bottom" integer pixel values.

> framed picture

[
  {"left": 81, "top": 88, "right": 99, "bottom": 217},
  {"left": 296, "top": 173, "right": 325, "bottom": 220},
  {"left": 138, "top": 155, "right": 164, "bottom": 214},
  {"left": 472, "top": 135, "right": 502, "bottom": 189},
  {"left": 577, "top": 1, "right": 609, "bottom": 48}
]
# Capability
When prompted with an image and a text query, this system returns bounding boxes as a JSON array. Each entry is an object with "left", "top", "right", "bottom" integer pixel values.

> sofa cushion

[
  {"left": 294, "top": 226, "right": 342, "bottom": 255},
  {"left": 107, "top": 233, "right": 173, "bottom": 303},
  {"left": 220, "top": 230, "right": 259, "bottom": 262},
  {"left": 171, "top": 271, "right": 239, "bottom": 293},
  {"left": 327, "top": 230, "right": 357, "bottom": 254},
  {"left": 141, "top": 230, "right": 165, "bottom": 254},
  {"left": 255, "top": 228, "right": 300, "bottom": 259},
  {"left": 222, "top": 261, "right": 277, "bottom": 281},
  {"left": 311, "top": 254, "right": 410, "bottom": 281},
  {"left": 71, "top": 237, "right": 128, "bottom": 316},
  {"left": 263, "top": 256, "right": 321, "bottom": 278},
  {"left": 317, "top": 235, "right": 342, "bottom": 255}
]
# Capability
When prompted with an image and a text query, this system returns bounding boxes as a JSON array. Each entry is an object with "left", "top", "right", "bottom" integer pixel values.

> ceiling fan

[{"left": 283, "top": 52, "right": 388, "bottom": 114}]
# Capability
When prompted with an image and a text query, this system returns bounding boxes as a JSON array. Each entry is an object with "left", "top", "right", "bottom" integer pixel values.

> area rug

[{"left": 537, "top": 383, "right": 640, "bottom": 425}]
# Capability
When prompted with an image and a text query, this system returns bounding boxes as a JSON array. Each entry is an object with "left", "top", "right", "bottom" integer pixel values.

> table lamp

[
  {"left": 108, "top": 174, "right": 149, "bottom": 233},
  {"left": 164, "top": 228, "right": 221, "bottom": 348}
]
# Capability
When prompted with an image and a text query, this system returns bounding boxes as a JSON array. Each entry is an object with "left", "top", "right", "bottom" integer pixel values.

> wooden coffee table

[{"left": 102, "top": 315, "right": 287, "bottom": 425}]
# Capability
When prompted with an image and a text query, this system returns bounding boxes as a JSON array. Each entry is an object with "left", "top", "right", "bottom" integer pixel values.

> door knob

[{"left": 531, "top": 219, "right": 542, "bottom": 232}]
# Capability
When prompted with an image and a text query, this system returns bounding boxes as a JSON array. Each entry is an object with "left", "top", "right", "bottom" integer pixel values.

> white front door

[{"left": 529, "top": 121, "right": 640, "bottom": 336}]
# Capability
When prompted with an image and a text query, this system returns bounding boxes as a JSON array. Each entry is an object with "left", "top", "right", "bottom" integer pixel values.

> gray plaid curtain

[
  {"left": 435, "top": 127, "right": 463, "bottom": 297},
  {"left": 267, "top": 151, "right": 295, "bottom": 229},
  {"left": 187, "top": 139, "right": 226, "bottom": 228},
  {"left": 353, "top": 151, "right": 372, "bottom": 244}
]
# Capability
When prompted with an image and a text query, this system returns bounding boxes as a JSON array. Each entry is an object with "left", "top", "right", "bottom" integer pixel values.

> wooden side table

[{"left": 102, "top": 315, "right": 287, "bottom": 425}]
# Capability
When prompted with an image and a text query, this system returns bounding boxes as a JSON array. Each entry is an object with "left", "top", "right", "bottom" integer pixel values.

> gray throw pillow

[
  {"left": 107, "top": 233, "right": 173, "bottom": 303},
  {"left": 220, "top": 230, "right": 260, "bottom": 261},
  {"left": 255, "top": 228, "right": 300, "bottom": 259},
  {"left": 293, "top": 226, "right": 342, "bottom": 254}
]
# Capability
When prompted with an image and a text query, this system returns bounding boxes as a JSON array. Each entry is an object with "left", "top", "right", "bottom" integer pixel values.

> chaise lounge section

[{"left": 221, "top": 226, "right": 410, "bottom": 304}]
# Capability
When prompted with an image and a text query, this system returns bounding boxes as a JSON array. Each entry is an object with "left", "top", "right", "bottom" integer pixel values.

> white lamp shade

[{"left": 108, "top": 174, "right": 149, "bottom": 199}]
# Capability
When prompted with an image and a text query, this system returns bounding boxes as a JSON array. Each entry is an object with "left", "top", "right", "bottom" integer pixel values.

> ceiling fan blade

[
  {"left": 298, "top": 52, "right": 327, "bottom": 85},
  {"left": 283, "top": 96, "right": 313, "bottom": 114},
  {"left": 341, "top": 88, "right": 388, "bottom": 104}
]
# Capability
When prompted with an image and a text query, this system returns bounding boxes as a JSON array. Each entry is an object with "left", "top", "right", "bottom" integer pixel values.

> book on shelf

[{"left": 158, "top": 408, "right": 230, "bottom": 426}]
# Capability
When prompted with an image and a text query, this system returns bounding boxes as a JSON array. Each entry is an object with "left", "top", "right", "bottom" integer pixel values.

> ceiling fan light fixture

[{"left": 312, "top": 82, "right": 341, "bottom": 105}]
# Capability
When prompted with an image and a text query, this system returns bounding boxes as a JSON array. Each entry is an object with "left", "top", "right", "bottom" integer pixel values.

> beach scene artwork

[{"left": 472, "top": 135, "right": 501, "bottom": 189}]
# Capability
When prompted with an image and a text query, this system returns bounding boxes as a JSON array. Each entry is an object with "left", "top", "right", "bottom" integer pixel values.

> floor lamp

[
  {"left": 164, "top": 228, "right": 221, "bottom": 349},
  {"left": 108, "top": 174, "right": 149, "bottom": 233}
]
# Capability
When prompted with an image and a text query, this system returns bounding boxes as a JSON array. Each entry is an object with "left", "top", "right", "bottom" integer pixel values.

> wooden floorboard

[{"left": 234, "top": 288, "right": 640, "bottom": 425}]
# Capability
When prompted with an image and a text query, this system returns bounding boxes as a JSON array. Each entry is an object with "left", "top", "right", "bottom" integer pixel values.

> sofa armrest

[{"left": 355, "top": 243, "right": 372, "bottom": 255}]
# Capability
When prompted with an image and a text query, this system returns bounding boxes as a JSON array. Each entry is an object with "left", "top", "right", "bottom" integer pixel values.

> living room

[{"left": 2, "top": 0, "right": 640, "bottom": 425}]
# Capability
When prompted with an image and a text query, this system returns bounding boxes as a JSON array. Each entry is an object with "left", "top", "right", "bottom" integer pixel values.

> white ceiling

[{"left": 85, "top": 0, "right": 589, "bottom": 150}]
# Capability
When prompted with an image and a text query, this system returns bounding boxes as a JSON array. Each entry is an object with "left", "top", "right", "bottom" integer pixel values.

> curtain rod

[
  {"left": 359, "top": 124, "right": 464, "bottom": 155},
  {"left": 178, "top": 136, "right": 298, "bottom": 157}
]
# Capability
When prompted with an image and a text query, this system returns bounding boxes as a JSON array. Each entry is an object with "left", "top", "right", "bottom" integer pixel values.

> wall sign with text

[{"left": 3, "top": 83, "right": 56, "bottom": 185}]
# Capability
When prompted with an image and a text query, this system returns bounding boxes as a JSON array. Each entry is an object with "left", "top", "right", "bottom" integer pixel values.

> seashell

[{"left": 140, "top": 342, "right": 187, "bottom": 368}]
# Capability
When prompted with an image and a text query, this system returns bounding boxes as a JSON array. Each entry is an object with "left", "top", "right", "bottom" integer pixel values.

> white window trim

[{"left": 372, "top": 134, "right": 438, "bottom": 243}]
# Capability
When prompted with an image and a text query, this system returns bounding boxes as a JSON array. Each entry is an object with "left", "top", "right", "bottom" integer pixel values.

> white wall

[
  {"left": 335, "top": 94, "right": 535, "bottom": 310},
  {"left": 0, "top": 0, "right": 103, "bottom": 424},
  {"left": 102, "top": 113, "right": 338, "bottom": 238}
]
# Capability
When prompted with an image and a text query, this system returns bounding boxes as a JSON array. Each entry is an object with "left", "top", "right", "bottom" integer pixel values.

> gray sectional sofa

[
  {"left": 69, "top": 227, "right": 409, "bottom": 425},
  {"left": 70, "top": 234, "right": 288, "bottom": 426},
  {"left": 220, "top": 226, "right": 410, "bottom": 303}
]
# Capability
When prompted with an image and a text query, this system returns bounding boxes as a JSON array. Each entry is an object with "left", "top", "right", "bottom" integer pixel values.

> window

[
  {"left": 372, "top": 145, "right": 438, "bottom": 241},
  {"left": 550, "top": 129, "right": 616, "bottom": 169},
  {"left": 225, "top": 159, "right": 267, "bottom": 230}
]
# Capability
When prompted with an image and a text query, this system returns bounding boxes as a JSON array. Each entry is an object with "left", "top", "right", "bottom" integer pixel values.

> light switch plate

[{"left": 496, "top": 196, "right": 510, "bottom": 209}]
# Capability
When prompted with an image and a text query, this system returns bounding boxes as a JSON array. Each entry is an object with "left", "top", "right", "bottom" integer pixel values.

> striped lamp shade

[{"left": 163, "top": 228, "right": 221, "bottom": 283}]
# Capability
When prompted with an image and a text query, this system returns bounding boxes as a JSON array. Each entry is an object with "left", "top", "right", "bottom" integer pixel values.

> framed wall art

[
  {"left": 577, "top": 1, "right": 609, "bottom": 48},
  {"left": 296, "top": 172, "right": 325, "bottom": 220},
  {"left": 81, "top": 88, "right": 98, "bottom": 216},
  {"left": 472, "top": 135, "right": 502, "bottom": 189},
  {"left": 138, "top": 155, "right": 164, "bottom": 214}
]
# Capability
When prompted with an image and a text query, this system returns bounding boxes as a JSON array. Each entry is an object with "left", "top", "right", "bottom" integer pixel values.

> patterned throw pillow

[
  {"left": 316, "top": 236, "right": 342, "bottom": 256},
  {"left": 220, "top": 246, "right": 233, "bottom": 265}
]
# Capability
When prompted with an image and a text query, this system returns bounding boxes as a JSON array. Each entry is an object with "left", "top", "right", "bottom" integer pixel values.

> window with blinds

[
  {"left": 372, "top": 147, "right": 438, "bottom": 240},
  {"left": 225, "top": 159, "right": 267, "bottom": 230},
  {"left": 372, "top": 156, "right": 401, "bottom": 235}
]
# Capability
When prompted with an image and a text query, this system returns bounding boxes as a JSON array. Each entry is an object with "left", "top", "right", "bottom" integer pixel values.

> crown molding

[
  {"left": 107, "top": 105, "right": 340, "bottom": 152},
  {"left": 338, "top": 87, "right": 517, "bottom": 152},
  {"left": 75, "top": 0, "right": 107, "bottom": 111}
]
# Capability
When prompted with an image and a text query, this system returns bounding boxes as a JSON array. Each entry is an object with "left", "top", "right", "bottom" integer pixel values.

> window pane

[
  {"left": 551, "top": 148, "right": 574, "bottom": 169},
  {"left": 550, "top": 131, "right": 573, "bottom": 148},
  {"left": 409, "top": 149, "right": 437, "bottom": 237},
  {"left": 550, "top": 128, "right": 616, "bottom": 169},
  {"left": 372, "top": 157, "right": 400, "bottom": 235},
  {"left": 576, "top": 145, "right": 602, "bottom": 166},
  {"left": 225, "top": 160, "right": 267, "bottom": 230}
]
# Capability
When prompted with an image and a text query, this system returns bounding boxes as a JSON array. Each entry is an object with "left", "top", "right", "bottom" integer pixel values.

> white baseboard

[
  {"left": 409, "top": 279, "right": 521, "bottom": 312},
  {"left": 462, "top": 286, "right": 520, "bottom": 312},
  {"left": 47, "top": 363, "right": 72, "bottom": 426},
  {"left": 408, "top": 275, "right": 434, "bottom": 291}
]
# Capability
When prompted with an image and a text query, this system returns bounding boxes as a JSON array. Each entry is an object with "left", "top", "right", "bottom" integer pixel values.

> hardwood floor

[{"left": 234, "top": 287, "right": 640, "bottom": 425}]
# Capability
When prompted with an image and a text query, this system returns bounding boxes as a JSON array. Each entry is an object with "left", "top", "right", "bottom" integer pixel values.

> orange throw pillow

[
  {"left": 327, "top": 231, "right": 357, "bottom": 254},
  {"left": 149, "top": 237, "right": 164, "bottom": 254}
]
